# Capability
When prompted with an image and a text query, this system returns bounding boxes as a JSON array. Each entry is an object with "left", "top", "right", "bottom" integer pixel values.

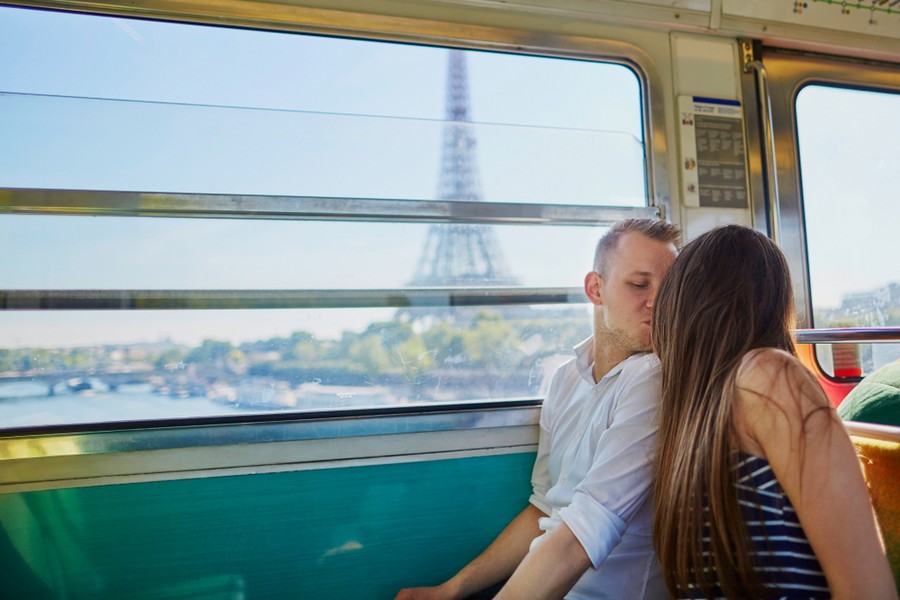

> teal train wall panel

[{"left": 0, "top": 452, "right": 535, "bottom": 599}]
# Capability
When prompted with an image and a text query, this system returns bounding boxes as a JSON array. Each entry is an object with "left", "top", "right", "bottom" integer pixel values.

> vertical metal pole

[{"left": 741, "top": 40, "right": 781, "bottom": 245}]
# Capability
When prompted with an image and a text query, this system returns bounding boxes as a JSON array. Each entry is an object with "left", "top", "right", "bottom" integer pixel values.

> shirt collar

[{"left": 573, "top": 336, "right": 642, "bottom": 386}]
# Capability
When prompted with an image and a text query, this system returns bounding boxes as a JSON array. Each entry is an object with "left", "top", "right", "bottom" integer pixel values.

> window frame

[
  {"left": 744, "top": 47, "right": 900, "bottom": 330},
  {"left": 742, "top": 47, "right": 900, "bottom": 382}
]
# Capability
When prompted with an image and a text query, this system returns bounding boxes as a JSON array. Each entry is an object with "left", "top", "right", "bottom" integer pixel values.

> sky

[
  {"left": 795, "top": 85, "right": 900, "bottom": 309},
  {"left": 0, "top": 6, "right": 896, "bottom": 348}
]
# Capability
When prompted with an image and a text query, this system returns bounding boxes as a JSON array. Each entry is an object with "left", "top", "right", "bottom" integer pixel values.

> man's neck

[{"left": 590, "top": 337, "right": 639, "bottom": 384}]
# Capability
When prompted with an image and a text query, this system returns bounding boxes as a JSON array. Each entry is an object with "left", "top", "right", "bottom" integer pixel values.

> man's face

[{"left": 589, "top": 232, "right": 678, "bottom": 354}]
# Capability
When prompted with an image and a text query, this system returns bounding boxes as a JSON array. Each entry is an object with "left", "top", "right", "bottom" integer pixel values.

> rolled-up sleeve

[
  {"left": 529, "top": 367, "right": 561, "bottom": 516},
  {"left": 557, "top": 360, "right": 660, "bottom": 568},
  {"left": 529, "top": 425, "right": 552, "bottom": 516}
]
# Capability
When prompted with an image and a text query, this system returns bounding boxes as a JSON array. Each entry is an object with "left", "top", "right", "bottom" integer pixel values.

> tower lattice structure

[{"left": 407, "top": 50, "right": 518, "bottom": 288}]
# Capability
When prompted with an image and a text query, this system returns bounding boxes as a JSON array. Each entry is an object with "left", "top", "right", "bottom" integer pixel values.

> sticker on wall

[{"left": 678, "top": 96, "right": 749, "bottom": 209}]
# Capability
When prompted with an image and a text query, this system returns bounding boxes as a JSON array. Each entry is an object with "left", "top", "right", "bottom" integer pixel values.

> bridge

[{"left": 0, "top": 365, "right": 161, "bottom": 395}]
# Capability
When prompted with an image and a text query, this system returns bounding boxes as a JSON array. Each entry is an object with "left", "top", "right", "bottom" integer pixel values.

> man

[{"left": 396, "top": 218, "right": 680, "bottom": 600}]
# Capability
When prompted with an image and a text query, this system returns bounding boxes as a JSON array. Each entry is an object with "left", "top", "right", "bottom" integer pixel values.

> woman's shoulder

[
  {"left": 735, "top": 347, "right": 816, "bottom": 399},
  {"left": 733, "top": 348, "right": 832, "bottom": 452}
]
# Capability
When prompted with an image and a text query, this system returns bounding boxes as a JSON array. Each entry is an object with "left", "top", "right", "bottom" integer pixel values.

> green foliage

[
  {"left": 392, "top": 335, "right": 434, "bottom": 383},
  {"left": 348, "top": 334, "right": 391, "bottom": 376},
  {"left": 0, "top": 310, "right": 592, "bottom": 395},
  {"left": 422, "top": 323, "right": 467, "bottom": 368},
  {"left": 155, "top": 348, "right": 187, "bottom": 370},
  {"left": 463, "top": 315, "right": 519, "bottom": 368},
  {"left": 368, "top": 321, "right": 415, "bottom": 350},
  {"left": 291, "top": 339, "right": 320, "bottom": 362},
  {"left": 186, "top": 340, "right": 234, "bottom": 365},
  {"left": 2, "top": 348, "right": 77, "bottom": 371}
]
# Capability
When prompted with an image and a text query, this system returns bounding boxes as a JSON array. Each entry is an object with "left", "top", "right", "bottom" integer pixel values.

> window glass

[
  {"left": 0, "top": 215, "right": 607, "bottom": 290},
  {"left": 0, "top": 7, "right": 644, "bottom": 205},
  {"left": 796, "top": 85, "right": 900, "bottom": 376},
  {"left": 0, "top": 7, "right": 645, "bottom": 426},
  {"left": 0, "top": 305, "right": 591, "bottom": 428}
]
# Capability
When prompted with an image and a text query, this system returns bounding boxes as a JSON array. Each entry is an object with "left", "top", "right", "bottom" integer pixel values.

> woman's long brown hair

[{"left": 651, "top": 225, "right": 796, "bottom": 599}]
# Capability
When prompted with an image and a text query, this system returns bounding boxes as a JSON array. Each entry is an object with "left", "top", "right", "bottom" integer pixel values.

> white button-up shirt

[{"left": 528, "top": 337, "right": 666, "bottom": 600}]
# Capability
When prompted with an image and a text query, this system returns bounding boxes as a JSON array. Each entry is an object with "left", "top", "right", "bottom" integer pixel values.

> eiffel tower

[{"left": 407, "top": 50, "right": 518, "bottom": 289}]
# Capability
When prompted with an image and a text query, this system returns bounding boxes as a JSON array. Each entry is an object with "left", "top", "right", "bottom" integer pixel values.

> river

[{"left": 0, "top": 380, "right": 400, "bottom": 429}]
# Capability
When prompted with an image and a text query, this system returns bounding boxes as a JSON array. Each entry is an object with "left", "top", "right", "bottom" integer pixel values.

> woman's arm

[
  {"left": 735, "top": 348, "right": 897, "bottom": 599},
  {"left": 494, "top": 522, "right": 591, "bottom": 600}
]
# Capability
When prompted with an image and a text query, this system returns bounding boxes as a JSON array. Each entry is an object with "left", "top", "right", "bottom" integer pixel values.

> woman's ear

[{"left": 584, "top": 271, "right": 603, "bottom": 306}]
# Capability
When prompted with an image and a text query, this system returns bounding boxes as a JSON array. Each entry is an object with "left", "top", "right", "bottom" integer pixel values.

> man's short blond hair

[{"left": 593, "top": 218, "right": 681, "bottom": 276}]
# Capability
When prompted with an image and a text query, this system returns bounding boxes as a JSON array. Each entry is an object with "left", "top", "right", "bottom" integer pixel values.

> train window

[
  {"left": 796, "top": 84, "right": 900, "bottom": 377},
  {"left": 0, "top": 7, "right": 651, "bottom": 427}
]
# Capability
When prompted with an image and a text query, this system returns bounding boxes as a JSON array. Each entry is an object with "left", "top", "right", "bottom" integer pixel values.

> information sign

[{"left": 678, "top": 96, "right": 748, "bottom": 208}]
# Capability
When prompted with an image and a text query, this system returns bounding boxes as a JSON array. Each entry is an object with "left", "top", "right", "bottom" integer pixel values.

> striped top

[{"left": 681, "top": 452, "right": 830, "bottom": 599}]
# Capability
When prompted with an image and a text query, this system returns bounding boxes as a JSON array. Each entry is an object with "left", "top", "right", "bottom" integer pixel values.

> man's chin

[
  {"left": 625, "top": 341, "right": 652, "bottom": 356},
  {"left": 634, "top": 334, "right": 652, "bottom": 353},
  {"left": 599, "top": 328, "right": 651, "bottom": 355}
]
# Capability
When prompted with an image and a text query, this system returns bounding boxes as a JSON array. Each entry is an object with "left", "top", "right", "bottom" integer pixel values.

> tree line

[{"left": 1, "top": 309, "right": 590, "bottom": 392}]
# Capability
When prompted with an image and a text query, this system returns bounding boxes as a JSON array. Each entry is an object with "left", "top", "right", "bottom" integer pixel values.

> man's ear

[{"left": 584, "top": 271, "right": 603, "bottom": 306}]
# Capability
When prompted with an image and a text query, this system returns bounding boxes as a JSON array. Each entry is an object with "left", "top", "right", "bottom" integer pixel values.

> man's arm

[
  {"left": 394, "top": 503, "right": 547, "bottom": 600},
  {"left": 494, "top": 356, "right": 663, "bottom": 599},
  {"left": 397, "top": 366, "right": 561, "bottom": 600},
  {"left": 494, "top": 522, "right": 591, "bottom": 600}
]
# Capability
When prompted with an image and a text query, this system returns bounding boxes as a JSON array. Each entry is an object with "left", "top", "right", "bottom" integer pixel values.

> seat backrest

[{"left": 848, "top": 421, "right": 900, "bottom": 592}]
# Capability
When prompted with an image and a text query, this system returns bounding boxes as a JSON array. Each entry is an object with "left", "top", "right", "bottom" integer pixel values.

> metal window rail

[
  {"left": 0, "top": 400, "right": 543, "bottom": 458},
  {"left": 794, "top": 327, "right": 900, "bottom": 344},
  {"left": 1, "top": 287, "right": 587, "bottom": 310},
  {"left": 0, "top": 188, "right": 659, "bottom": 225}
]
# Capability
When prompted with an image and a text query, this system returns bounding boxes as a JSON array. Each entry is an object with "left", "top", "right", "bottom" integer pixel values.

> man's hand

[{"left": 394, "top": 504, "right": 545, "bottom": 600}]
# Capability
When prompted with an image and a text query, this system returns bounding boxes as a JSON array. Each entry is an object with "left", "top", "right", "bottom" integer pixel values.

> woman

[{"left": 651, "top": 225, "right": 896, "bottom": 599}]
